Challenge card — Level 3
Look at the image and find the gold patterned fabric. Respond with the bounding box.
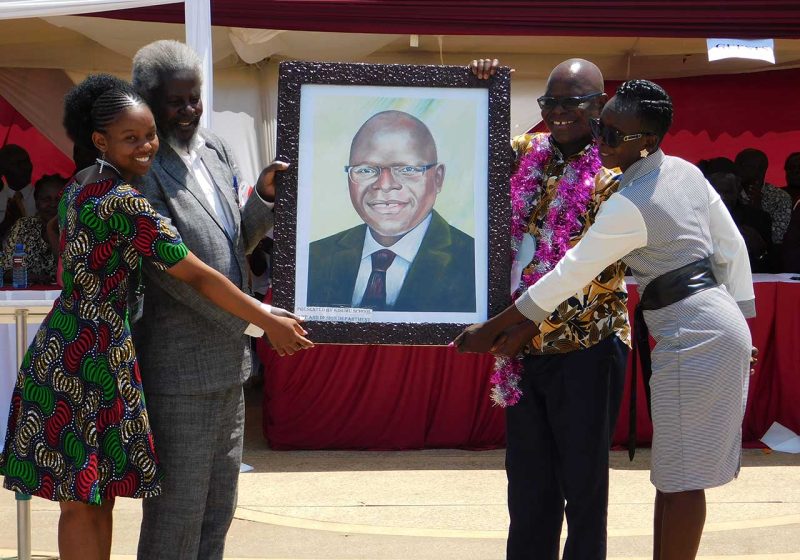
[512,133,630,354]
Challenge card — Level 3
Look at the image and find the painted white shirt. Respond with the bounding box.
[351,213,432,307]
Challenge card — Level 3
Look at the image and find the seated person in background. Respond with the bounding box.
[735,148,792,248]
[0,144,37,241]
[783,152,800,206]
[782,204,800,272]
[704,157,772,272]
[2,173,65,284]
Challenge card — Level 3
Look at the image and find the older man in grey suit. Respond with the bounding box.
[131,40,289,559]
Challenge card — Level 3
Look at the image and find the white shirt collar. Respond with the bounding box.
[168,132,205,162]
[7,184,34,196]
[361,212,433,263]
[168,132,236,238]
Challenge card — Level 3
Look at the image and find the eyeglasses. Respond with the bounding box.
[590,118,652,148]
[344,163,437,185]
[537,92,603,111]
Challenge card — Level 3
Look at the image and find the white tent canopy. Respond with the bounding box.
[2,11,800,185]
[0,0,175,19]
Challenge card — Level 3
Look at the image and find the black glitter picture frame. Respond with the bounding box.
[272,61,512,345]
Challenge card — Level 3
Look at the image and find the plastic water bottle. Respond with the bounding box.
[12,243,27,289]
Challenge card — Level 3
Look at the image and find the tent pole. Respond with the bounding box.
[185,0,213,129]
[14,309,31,560]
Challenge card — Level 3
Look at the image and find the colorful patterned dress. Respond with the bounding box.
[0,176,188,504]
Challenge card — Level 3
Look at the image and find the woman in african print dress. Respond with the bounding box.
[0,75,313,560]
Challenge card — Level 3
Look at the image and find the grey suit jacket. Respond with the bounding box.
[132,129,273,395]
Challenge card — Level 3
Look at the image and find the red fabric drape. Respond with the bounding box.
[262,280,798,451]
[0,95,75,184]
[262,344,503,450]
[531,68,800,185]
[95,1,800,38]
[741,281,800,444]
[627,69,800,186]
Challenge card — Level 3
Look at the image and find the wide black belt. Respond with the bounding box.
[627,256,719,460]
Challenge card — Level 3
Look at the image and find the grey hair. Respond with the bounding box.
[131,40,203,106]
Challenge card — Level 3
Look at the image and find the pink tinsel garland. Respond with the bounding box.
[491,135,601,407]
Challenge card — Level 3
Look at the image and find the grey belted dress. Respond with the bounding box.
[516,150,754,492]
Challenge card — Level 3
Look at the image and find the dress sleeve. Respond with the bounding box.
[116,184,189,271]
[515,192,647,322]
[706,182,756,318]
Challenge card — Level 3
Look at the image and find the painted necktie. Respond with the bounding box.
[360,249,396,310]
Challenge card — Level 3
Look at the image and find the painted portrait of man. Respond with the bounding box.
[306,110,475,313]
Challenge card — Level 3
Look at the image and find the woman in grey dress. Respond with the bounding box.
[456,80,754,560]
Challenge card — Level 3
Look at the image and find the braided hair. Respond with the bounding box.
[63,74,146,151]
[614,79,673,140]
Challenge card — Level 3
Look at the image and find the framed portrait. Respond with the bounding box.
[272,61,512,345]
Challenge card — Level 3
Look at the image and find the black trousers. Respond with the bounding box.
[505,335,628,560]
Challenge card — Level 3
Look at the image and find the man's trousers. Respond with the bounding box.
[505,335,628,560]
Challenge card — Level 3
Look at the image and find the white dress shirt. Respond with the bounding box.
[351,213,432,307]
[170,135,267,336]
[170,135,236,238]
[0,183,36,219]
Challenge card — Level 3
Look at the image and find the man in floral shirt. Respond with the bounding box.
[471,58,629,560]
[736,148,792,254]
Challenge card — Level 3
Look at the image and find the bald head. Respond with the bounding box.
[540,59,606,158]
[736,148,768,169]
[347,110,445,245]
[547,58,604,96]
[350,110,437,164]
[735,148,769,187]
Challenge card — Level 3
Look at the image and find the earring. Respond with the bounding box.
[640,149,649,158]
[98,152,106,173]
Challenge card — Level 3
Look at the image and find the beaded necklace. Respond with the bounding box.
[491,134,601,407]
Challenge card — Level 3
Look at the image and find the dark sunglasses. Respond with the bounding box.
[590,118,652,148]
[537,92,603,111]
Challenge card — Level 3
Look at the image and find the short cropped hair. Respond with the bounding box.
[132,40,203,107]
[34,174,68,199]
[702,157,738,179]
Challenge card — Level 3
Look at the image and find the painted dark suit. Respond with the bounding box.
[307,210,476,312]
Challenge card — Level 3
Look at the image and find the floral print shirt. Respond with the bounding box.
[512,133,630,354]
[2,215,56,281]
[742,183,793,244]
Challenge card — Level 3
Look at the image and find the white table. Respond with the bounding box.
[0,288,59,560]
[0,289,60,450]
